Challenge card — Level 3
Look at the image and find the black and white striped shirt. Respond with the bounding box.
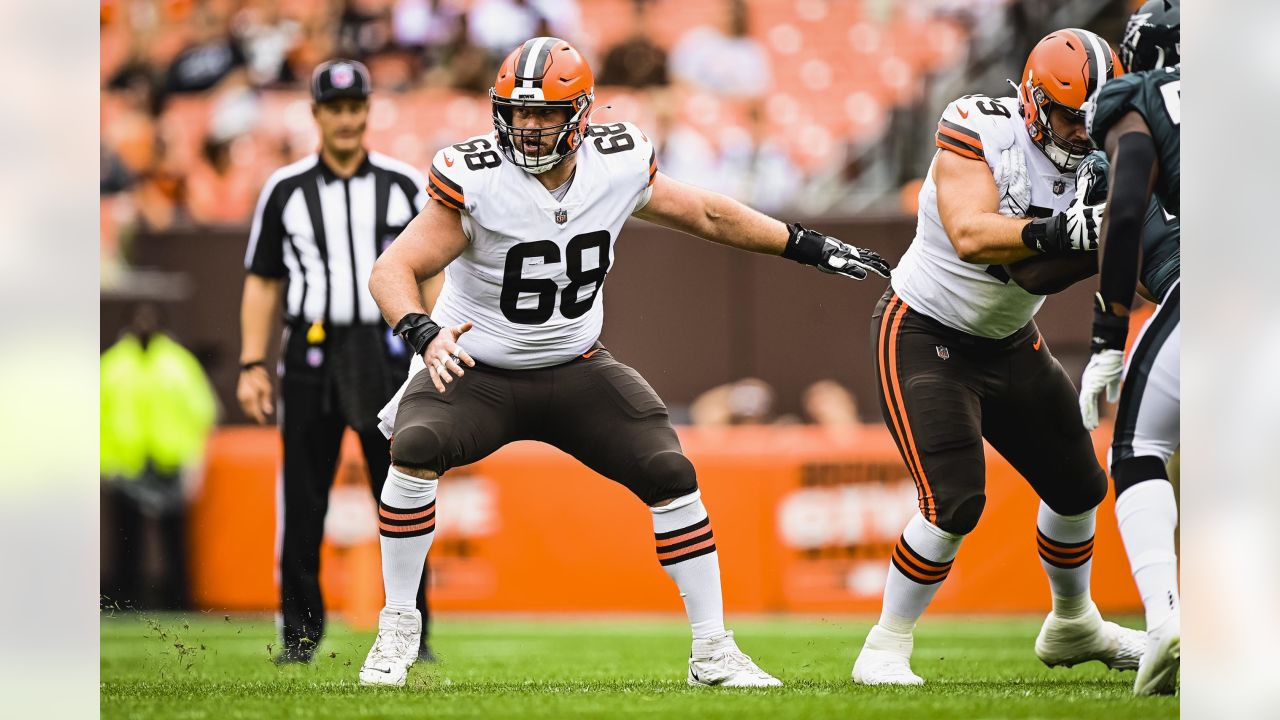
[245,152,426,325]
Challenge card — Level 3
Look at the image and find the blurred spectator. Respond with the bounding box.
[101,304,218,611]
[716,104,803,211]
[186,136,261,225]
[467,0,545,60]
[802,380,861,427]
[163,4,249,98]
[690,378,776,427]
[233,0,302,87]
[670,0,771,98]
[133,134,190,231]
[338,0,394,59]
[436,12,502,91]
[528,0,584,46]
[599,0,668,88]
[394,0,466,83]
[652,104,722,194]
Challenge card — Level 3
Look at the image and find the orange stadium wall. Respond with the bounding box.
[190,425,1140,627]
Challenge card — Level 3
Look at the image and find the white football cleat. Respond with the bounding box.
[1134,614,1180,696]
[687,631,782,688]
[359,607,422,687]
[852,624,924,686]
[1035,602,1144,671]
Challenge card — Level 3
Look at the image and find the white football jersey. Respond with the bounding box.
[891,95,1079,339]
[425,122,656,369]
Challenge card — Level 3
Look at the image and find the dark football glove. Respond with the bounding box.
[783,223,891,280]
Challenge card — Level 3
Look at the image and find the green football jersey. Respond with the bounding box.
[1091,150,1181,301]
[1087,65,1180,215]
[1139,199,1179,302]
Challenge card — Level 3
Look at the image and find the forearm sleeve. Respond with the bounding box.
[1098,132,1158,310]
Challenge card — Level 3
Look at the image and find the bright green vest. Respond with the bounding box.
[100,333,217,478]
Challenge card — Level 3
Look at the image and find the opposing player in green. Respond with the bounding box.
[1079,0,1181,696]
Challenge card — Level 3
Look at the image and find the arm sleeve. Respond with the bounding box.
[1098,131,1159,310]
[244,177,288,277]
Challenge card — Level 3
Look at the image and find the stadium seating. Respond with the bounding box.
[100,0,991,255]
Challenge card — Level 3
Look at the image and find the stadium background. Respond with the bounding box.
[99,0,1156,623]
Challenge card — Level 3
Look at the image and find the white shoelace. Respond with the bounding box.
[716,649,767,677]
[370,627,412,666]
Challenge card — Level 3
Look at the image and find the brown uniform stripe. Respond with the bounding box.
[939,118,983,145]
[378,501,436,522]
[935,133,984,161]
[881,296,936,522]
[655,525,713,550]
[379,516,436,534]
[891,546,950,585]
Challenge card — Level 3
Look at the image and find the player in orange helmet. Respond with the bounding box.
[850,30,1145,686]
[359,37,890,688]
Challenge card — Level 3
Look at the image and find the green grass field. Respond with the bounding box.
[101,613,1177,719]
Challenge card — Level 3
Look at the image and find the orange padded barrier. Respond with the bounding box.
[190,425,1140,627]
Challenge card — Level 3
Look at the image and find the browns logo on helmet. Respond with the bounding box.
[1017,28,1123,172]
[1121,0,1180,73]
[490,37,595,175]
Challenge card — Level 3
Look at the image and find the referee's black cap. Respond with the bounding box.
[311,59,372,103]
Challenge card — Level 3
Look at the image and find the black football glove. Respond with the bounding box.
[1021,163,1107,254]
[782,223,891,280]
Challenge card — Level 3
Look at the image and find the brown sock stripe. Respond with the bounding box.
[656,518,716,566]
[891,539,952,585]
[1036,531,1094,568]
[378,500,437,538]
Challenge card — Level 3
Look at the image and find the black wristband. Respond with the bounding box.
[1090,307,1130,353]
[782,222,825,266]
[1021,216,1063,254]
[240,360,266,372]
[393,313,441,356]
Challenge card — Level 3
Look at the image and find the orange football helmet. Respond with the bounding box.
[1018,29,1123,171]
[491,37,595,174]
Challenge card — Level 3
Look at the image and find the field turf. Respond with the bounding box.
[101,613,1177,719]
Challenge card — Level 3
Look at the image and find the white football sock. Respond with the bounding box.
[1115,479,1180,629]
[879,512,963,634]
[1036,502,1096,618]
[652,491,725,640]
[378,467,437,612]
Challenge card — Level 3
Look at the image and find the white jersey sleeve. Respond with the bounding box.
[586,121,657,212]
[934,95,1019,178]
[425,133,504,217]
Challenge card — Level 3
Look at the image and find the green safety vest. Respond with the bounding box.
[100,333,217,479]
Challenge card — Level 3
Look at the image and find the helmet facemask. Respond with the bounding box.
[491,90,593,175]
[1120,6,1180,72]
[1023,80,1094,172]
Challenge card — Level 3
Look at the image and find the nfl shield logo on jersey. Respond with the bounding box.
[935,345,950,360]
[555,209,568,225]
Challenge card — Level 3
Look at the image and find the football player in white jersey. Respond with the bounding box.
[850,29,1145,686]
[357,36,890,688]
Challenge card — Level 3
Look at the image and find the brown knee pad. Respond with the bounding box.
[634,450,698,507]
[934,491,986,535]
[390,424,447,473]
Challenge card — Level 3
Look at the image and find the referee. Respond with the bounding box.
[237,59,435,664]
